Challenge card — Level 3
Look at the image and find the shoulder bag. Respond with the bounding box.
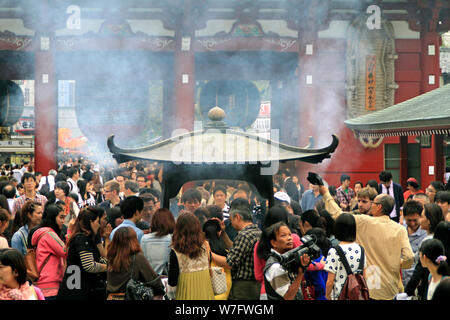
[334,245,370,300]
[25,232,50,283]
[125,254,159,300]
[208,250,227,295]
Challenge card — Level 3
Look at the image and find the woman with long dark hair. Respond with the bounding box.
[203,218,231,300]
[77,179,97,207]
[57,206,107,300]
[167,212,214,300]
[0,248,45,300]
[405,203,445,299]
[106,227,165,300]
[30,202,67,299]
[419,239,450,299]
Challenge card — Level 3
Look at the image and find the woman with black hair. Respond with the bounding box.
[324,213,367,300]
[318,209,339,247]
[406,219,449,299]
[30,202,67,299]
[203,219,231,300]
[54,181,79,228]
[0,248,45,300]
[419,238,450,299]
[77,179,97,207]
[57,206,107,300]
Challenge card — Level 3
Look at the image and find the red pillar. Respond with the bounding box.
[297,29,318,147]
[419,27,442,186]
[400,136,408,189]
[435,134,445,183]
[34,32,58,174]
[172,2,195,133]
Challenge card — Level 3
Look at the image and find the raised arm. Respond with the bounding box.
[319,186,343,220]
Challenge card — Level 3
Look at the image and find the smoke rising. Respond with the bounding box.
[0,1,390,179]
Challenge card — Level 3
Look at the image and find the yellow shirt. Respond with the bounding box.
[323,192,414,300]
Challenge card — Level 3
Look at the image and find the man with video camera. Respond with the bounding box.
[263,222,316,300]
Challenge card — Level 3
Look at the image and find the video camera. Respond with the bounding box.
[279,235,322,273]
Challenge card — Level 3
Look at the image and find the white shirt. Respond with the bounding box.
[38,175,56,192]
[380,183,397,218]
[324,243,367,300]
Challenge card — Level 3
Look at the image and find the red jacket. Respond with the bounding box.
[31,227,67,297]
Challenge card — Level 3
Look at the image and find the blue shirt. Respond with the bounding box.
[109,219,144,243]
[301,190,323,212]
[304,255,328,300]
[11,225,29,255]
[140,232,172,275]
[402,225,427,287]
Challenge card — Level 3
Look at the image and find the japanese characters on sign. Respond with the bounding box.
[365,55,376,111]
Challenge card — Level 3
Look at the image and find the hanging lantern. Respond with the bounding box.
[75,79,150,148]
[199,80,261,129]
[0,80,24,127]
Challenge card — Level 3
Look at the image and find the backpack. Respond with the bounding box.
[39,176,50,198]
[334,245,370,300]
[25,232,51,283]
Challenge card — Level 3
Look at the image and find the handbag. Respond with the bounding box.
[125,254,159,300]
[300,275,316,300]
[25,232,50,282]
[210,266,227,295]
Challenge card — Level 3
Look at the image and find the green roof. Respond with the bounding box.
[344,84,450,137]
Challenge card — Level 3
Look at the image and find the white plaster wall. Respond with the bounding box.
[0,19,34,36]
[195,20,234,37]
[54,19,174,37]
[318,19,419,39]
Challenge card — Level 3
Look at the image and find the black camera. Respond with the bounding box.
[307,172,324,186]
[279,235,321,273]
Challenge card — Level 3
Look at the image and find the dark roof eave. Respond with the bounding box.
[107,133,339,164]
[345,118,450,133]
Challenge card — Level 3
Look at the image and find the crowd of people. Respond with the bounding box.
[0,157,449,301]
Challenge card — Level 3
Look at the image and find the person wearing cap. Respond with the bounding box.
[274,191,291,210]
[403,177,424,202]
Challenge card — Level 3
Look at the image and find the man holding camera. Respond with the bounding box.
[263,222,312,300]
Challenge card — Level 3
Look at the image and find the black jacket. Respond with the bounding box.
[378,182,404,219]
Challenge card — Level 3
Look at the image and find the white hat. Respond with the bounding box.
[274,191,291,204]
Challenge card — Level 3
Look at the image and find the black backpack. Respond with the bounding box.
[39,176,50,198]
[334,245,370,300]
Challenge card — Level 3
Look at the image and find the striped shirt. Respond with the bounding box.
[264,249,302,300]
[79,251,106,273]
